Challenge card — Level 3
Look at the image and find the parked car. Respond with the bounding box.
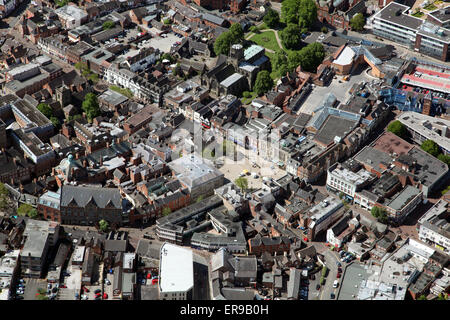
[94,289,101,294]
[52,287,58,293]
[47,283,52,289]
[336,261,341,267]
[336,273,341,279]
[330,293,335,299]
[103,293,108,299]
[333,280,339,288]
[104,279,111,285]
[316,284,320,290]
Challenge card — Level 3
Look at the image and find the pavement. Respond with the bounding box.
[23,278,47,300]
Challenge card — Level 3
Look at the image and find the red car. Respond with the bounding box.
[82,286,90,293]
[60,285,67,288]
[336,273,341,279]
[103,293,108,299]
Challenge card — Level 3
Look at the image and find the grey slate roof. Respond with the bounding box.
[60,185,122,209]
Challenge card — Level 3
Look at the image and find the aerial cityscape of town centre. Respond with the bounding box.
[0,0,448,303]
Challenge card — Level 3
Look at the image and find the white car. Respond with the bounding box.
[105,279,111,285]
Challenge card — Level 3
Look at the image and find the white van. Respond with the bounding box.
[333,280,339,288]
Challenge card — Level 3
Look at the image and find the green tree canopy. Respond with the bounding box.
[254,70,274,96]
[99,219,109,232]
[350,13,366,32]
[17,203,36,218]
[82,93,100,122]
[298,0,317,30]
[160,53,176,64]
[162,207,172,216]
[234,177,249,194]
[421,140,440,157]
[37,103,53,119]
[287,42,325,72]
[437,293,448,300]
[229,23,244,43]
[371,206,388,224]
[263,8,280,29]
[50,116,61,130]
[417,295,427,300]
[281,0,317,28]
[281,24,303,50]
[272,50,289,76]
[102,20,115,30]
[214,23,244,56]
[437,154,450,167]
[387,120,407,138]
[0,182,9,209]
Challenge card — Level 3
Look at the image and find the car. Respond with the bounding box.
[103,293,108,299]
[47,283,52,289]
[104,279,111,285]
[330,293,335,299]
[95,296,102,300]
[83,286,90,293]
[333,280,339,288]
[16,290,23,295]
[60,284,67,288]
[94,289,101,294]
[336,273,341,279]
[316,284,320,290]
[336,261,341,267]
[338,267,343,273]
[52,287,58,293]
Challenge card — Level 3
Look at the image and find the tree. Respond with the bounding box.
[387,120,407,138]
[350,13,366,32]
[82,93,100,122]
[196,195,204,203]
[162,207,172,216]
[263,8,280,29]
[214,32,232,55]
[229,23,244,44]
[160,53,175,64]
[50,117,61,129]
[437,154,450,167]
[321,26,328,33]
[88,73,99,84]
[37,103,53,119]
[249,26,260,34]
[417,295,427,300]
[287,42,325,72]
[0,182,9,209]
[235,177,249,193]
[272,50,289,76]
[254,70,274,96]
[371,206,388,224]
[55,0,68,7]
[163,18,171,25]
[102,21,115,30]
[281,0,317,28]
[421,140,440,157]
[281,0,301,24]
[280,24,303,50]
[99,219,109,232]
[28,208,39,219]
[17,203,35,218]
[213,24,244,56]
[298,0,317,30]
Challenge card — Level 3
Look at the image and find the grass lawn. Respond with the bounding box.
[250,30,281,52]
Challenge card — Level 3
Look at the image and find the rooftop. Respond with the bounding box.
[159,243,193,293]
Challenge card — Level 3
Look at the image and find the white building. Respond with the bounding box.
[121,48,160,73]
[55,5,88,29]
[326,163,374,199]
[307,196,345,239]
[398,112,450,155]
[418,200,450,253]
[159,243,194,300]
[0,250,20,300]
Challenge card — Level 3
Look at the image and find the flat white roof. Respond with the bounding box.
[333,46,355,66]
[159,243,193,293]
